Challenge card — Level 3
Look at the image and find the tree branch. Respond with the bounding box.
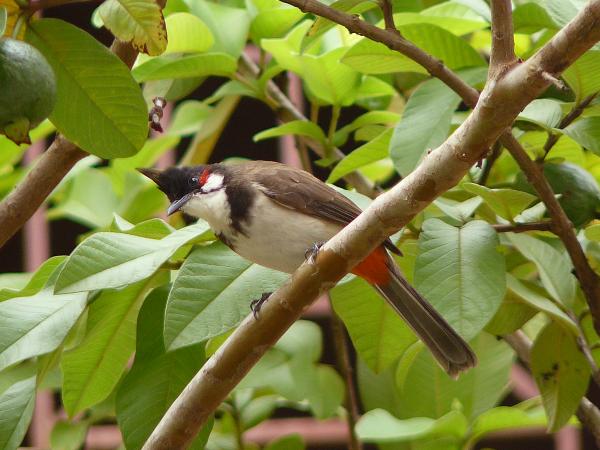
[239,53,379,198]
[0,7,165,250]
[505,331,600,447]
[492,221,555,233]
[502,132,600,332]
[274,0,600,332]
[143,6,600,448]
[489,0,516,75]
[542,93,598,159]
[379,0,399,35]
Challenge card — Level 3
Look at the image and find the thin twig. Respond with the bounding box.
[505,331,600,447]
[478,141,502,185]
[330,305,363,450]
[379,0,400,35]
[492,221,555,233]
[542,92,599,159]
[489,0,517,76]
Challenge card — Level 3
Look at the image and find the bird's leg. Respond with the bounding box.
[250,292,272,319]
[305,241,325,264]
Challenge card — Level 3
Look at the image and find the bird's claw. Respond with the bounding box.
[305,242,324,264]
[250,292,272,319]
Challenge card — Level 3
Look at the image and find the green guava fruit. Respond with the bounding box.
[516,162,600,227]
[0,37,57,145]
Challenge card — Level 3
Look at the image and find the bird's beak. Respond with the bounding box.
[167,192,195,216]
[136,167,162,185]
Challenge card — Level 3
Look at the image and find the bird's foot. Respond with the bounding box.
[304,242,325,264]
[250,292,272,319]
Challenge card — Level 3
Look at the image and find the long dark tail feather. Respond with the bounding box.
[375,267,477,378]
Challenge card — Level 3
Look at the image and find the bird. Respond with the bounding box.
[138,160,477,376]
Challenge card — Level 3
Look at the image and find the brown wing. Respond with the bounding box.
[238,161,401,255]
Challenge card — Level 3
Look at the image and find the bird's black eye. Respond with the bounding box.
[190,176,199,186]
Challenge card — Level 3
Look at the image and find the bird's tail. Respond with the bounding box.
[374,265,477,378]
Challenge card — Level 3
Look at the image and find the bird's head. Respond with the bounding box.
[137,165,225,215]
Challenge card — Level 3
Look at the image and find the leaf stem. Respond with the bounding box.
[327,105,341,155]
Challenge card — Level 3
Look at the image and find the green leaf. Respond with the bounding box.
[61,273,166,416]
[562,51,600,101]
[116,288,212,450]
[0,7,7,36]
[333,110,399,147]
[55,221,211,294]
[26,19,148,159]
[261,20,312,74]
[132,52,237,82]
[0,376,35,450]
[164,12,213,54]
[390,68,486,176]
[300,47,361,105]
[505,275,577,333]
[392,7,488,36]
[331,276,415,373]
[50,421,89,450]
[585,223,600,241]
[98,0,167,56]
[513,2,556,33]
[0,256,66,302]
[396,333,513,420]
[185,0,250,57]
[561,117,600,155]
[48,168,119,228]
[467,405,548,446]
[415,220,506,339]
[164,242,288,350]
[433,196,482,223]
[113,135,180,172]
[518,99,564,130]
[167,101,213,136]
[356,408,467,443]
[264,434,305,450]
[254,120,326,144]
[545,0,587,28]
[250,7,304,42]
[462,183,537,221]
[531,321,591,431]
[507,233,577,306]
[342,23,485,75]
[0,266,87,372]
[328,129,391,183]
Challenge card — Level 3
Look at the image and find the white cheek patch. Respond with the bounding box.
[202,173,224,193]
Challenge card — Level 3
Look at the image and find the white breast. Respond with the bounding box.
[232,192,343,273]
[182,187,343,274]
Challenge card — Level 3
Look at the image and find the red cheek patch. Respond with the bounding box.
[199,169,210,186]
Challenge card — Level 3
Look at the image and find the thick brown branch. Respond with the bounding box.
[143,6,600,448]
[489,0,516,75]
[239,53,379,198]
[505,331,600,447]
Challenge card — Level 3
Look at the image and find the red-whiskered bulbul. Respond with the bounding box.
[139,161,477,376]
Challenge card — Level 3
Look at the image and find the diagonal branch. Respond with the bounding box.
[489,0,516,75]
[143,6,600,449]
[278,0,600,333]
[0,18,161,250]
